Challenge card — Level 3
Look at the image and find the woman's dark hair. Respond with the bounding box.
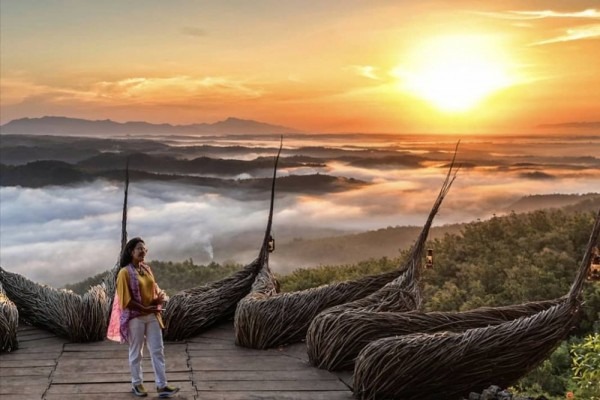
[119,237,145,267]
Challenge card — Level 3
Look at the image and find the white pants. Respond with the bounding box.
[128,314,167,388]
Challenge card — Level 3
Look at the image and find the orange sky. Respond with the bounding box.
[1,1,599,134]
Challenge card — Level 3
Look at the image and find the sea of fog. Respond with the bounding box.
[1,133,599,286]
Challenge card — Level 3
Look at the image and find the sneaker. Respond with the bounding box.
[131,383,148,397]
[157,385,180,398]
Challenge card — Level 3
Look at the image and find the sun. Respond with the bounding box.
[395,35,515,112]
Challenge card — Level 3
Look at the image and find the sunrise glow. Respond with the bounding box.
[395,35,515,112]
[0,3,599,134]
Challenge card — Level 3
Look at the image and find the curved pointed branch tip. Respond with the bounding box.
[120,159,130,254]
[568,208,600,300]
[260,138,284,261]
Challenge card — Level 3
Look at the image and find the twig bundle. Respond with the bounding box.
[352,208,600,400]
[234,269,406,349]
[103,159,131,327]
[234,140,285,347]
[0,282,19,352]
[306,147,459,366]
[0,162,129,343]
[236,145,460,350]
[162,259,263,341]
[164,139,283,341]
[308,298,560,370]
[239,138,282,300]
[0,268,110,342]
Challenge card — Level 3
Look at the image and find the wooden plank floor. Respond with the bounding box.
[0,322,353,400]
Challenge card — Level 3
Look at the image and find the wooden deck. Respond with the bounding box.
[0,322,353,400]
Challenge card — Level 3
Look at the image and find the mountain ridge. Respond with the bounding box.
[0,116,302,136]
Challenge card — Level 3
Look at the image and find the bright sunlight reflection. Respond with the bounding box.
[394,35,515,112]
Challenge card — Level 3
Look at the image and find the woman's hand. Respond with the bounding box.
[152,289,166,306]
[127,299,160,313]
[142,304,160,313]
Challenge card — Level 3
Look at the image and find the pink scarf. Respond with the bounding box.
[106,264,144,343]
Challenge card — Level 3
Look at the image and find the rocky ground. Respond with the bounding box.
[464,386,549,400]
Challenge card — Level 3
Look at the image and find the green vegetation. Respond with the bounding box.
[64,259,243,295]
[149,260,242,295]
[65,207,599,398]
[512,341,572,400]
[570,334,600,400]
[278,257,400,292]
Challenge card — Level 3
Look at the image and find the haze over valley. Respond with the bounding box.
[1,120,598,287]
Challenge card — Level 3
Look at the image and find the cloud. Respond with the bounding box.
[530,23,600,45]
[0,180,276,286]
[477,9,600,20]
[474,9,600,46]
[92,76,264,103]
[0,75,264,111]
[507,9,600,20]
[347,65,381,80]
[1,136,599,287]
[181,27,207,37]
[0,78,96,107]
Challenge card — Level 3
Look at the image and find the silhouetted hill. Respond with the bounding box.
[0,145,102,165]
[269,224,464,271]
[0,161,92,187]
[340,154,425,168]
[209,195,600,270]
[0,116,301,136]
[505,193,600,213]
[0,160,365,195]
[0,134,173,165]
[537,121,600,131]
[77,152,324,175]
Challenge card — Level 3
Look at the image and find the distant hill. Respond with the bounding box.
[505,193,600,214]
[537,121,600,131]
[267,224,465,273]
[0,161,92,187]
[0,160,365,195]
[76,152,324,175]
[210,194,600,270]
[0,116,301,136]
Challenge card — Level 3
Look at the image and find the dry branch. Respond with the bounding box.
[162,259,263,340]
[233,139,283,347]
[309,298,560,371]
[306,145,459,365]
[353,208,600,400]
[164,138,283,341]
[0,268,109,342]
[103,159,130,324]
[0,282,19,352]
[235,144,460,349]
[234,269,406,349]
[0,162,130,342]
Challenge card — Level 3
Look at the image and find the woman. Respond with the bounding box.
[115,237,180,398]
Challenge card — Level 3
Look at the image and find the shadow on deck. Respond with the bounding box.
[0,322,353,400]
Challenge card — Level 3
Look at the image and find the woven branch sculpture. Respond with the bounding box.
[163,140,282,341]
[235,144,460,349]
[305,145,459,366]
[353,208,600,400]
[309,298,561,371]
[0,268,109,342]
[0,282,19,352]
[104,157,131,304]
[0,164,130,342]
[102,158,131,329]
[233,140,283,347]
